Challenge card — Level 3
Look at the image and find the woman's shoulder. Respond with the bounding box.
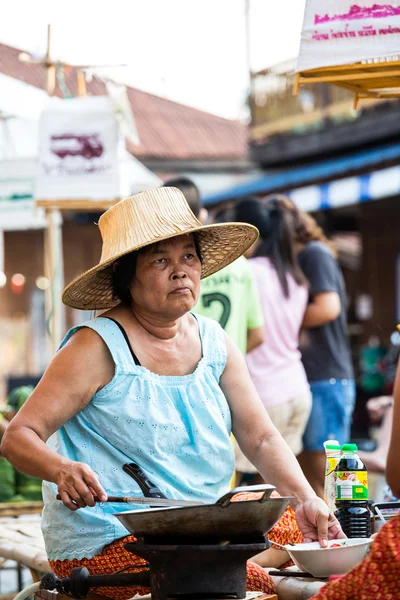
[60,317,117,351]
[191,312,222,333]
[191,313,226,352]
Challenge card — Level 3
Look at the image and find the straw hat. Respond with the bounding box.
[62,187,258,310]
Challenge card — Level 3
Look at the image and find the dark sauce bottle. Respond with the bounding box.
[334,443,371,538]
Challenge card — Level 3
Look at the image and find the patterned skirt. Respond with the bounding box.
[49,505,302,600]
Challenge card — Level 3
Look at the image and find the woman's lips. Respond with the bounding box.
[170,287,191,294]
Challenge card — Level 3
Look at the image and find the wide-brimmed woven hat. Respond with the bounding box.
[62,187,259,310]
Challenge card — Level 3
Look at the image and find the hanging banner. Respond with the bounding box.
[297,1,400,72]
[36,96,119,200]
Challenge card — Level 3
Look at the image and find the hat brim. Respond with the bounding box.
[62,222,259,310]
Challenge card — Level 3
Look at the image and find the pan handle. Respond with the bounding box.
[216,484,276,508]
[122,463,167,499]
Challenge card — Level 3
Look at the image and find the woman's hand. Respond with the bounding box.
[295,497,345,547]
[56,460,107,511]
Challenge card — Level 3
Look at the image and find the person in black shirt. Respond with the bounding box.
[281,204,355,497]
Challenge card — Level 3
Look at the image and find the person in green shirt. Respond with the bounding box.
[195,254,264,354]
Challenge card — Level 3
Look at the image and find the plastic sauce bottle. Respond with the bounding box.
[334,443,371,538]
[323,441,341,513]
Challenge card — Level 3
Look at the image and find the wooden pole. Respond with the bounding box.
[42,26,66,354]
[44,209,65,356]
[45,25,56,96]
[76,70,87,96]
[0,228,4,274]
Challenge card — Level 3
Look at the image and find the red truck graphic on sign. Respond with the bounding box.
[51,134,104,159]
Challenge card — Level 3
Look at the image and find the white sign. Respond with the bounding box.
[297,1,400,72]
[0,158,49,232]
[36,96,119,200]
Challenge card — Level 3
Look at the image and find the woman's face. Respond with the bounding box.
[129,234,202,320]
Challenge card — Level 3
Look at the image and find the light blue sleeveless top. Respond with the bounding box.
[42,314,234,560]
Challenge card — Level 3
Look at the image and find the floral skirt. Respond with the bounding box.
[49,505,302,600]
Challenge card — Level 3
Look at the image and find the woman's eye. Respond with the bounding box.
[184,253,195,260]
[155,258,166,264]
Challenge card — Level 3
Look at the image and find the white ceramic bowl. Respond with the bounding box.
[285,538,374,578]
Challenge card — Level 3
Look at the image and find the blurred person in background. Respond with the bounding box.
[285,204,355,498]
[194,205,264,356]
[233,197,311,478]
[162,176,208,224]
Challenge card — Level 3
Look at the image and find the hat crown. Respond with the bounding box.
[98,187,201,263]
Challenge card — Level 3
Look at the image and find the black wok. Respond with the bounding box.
[115,484,293,538]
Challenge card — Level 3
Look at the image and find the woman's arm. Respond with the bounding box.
[1,328,113,509]
[386,363,400,498]
[220,334,344,545]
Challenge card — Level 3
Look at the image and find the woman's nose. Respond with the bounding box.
[172,270,187,280]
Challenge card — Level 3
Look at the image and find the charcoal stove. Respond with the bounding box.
[41,467,292,600]
[42,532,269,600]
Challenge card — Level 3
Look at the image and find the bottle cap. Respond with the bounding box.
[325,444,341,450]
[324,439,339,446]
[341,443,358,452]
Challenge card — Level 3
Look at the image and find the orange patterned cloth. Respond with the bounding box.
[49,504,302,600]
[310,513,400,600]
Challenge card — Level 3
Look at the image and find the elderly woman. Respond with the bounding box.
[1,188,343,600]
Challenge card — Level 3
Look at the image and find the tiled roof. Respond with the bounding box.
[0,42,248,161]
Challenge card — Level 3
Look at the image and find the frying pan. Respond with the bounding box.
[115,484,293,538]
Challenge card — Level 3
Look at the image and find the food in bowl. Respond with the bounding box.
[285,538,374,578]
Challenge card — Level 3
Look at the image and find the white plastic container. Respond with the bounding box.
[323,440,341,513]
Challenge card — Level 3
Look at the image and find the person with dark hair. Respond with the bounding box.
[233,196,311,461]
[162,176,207,222]
[278,199,355,497]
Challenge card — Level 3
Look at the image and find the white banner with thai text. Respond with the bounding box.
[297,1,400,72]
[36,96,119,200]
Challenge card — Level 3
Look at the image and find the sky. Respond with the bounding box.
[0,0,306,120]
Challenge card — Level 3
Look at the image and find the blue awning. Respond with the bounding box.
[203,141,400,207]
